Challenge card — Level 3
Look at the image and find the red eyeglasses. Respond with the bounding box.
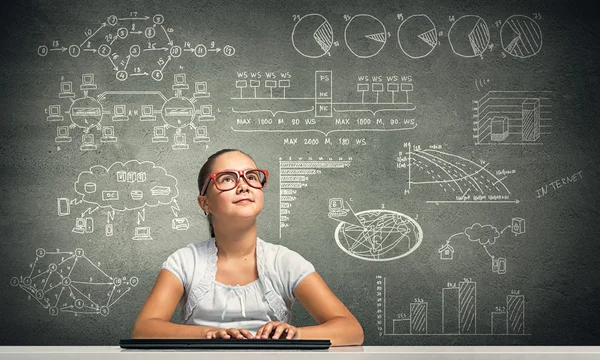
[200,169,269,196]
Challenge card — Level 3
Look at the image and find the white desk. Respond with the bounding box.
[1,346,600,359]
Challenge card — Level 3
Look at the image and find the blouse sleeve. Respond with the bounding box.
[161,244,195,290]
[275,246,316,301]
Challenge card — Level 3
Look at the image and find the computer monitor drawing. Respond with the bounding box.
[198,105,215,121]
[193,81,210,98]
[173,73,189,90]
[172,132,189,150]
[112,105,129,121]
[193,126,209,143]
[140,105,156,121]
[132,226,152,241]
[152,126,168,143]
[55,126,71,143]
[47,105,64,121]
[81,73,97,90]
[328,198,347,216]
[82,74,94,85]
[59,82,75,98]
[80,133,97,151]
[100,126,117,143]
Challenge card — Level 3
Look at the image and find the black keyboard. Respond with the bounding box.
[120,338,331,350]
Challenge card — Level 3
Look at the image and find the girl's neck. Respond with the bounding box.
[213,223,257,259]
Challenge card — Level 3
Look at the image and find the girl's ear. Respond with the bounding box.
[197,195,210,213]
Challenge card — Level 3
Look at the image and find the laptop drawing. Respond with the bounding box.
[193,126,210,143]
[193,81,210,98]
[140,105,156,121]
[55,126,72,143]
[132,226,152,241]
[59,82,75,98]
[198,105,215,121]
[80,73,97,91]
[119,338,331,350]
[152,126,168,143]
[172,132,189,150]
[100,126,117,143]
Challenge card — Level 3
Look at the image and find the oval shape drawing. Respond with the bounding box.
[292,14,333,58]
[500,15,542,58]
[448,15,490,58]
[334,209,423,261]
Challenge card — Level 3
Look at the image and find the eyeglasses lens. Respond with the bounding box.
[215,170,267,191]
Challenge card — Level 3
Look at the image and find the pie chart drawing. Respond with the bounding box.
[397,14,438,59]
[448,15,490,58]
[344,14,387,58]
[292,14,333,58]
[500,15,542,58]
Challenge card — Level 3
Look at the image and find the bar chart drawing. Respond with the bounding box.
[378,276,528,336]
[473,91,552,145]
[279,156,352,238]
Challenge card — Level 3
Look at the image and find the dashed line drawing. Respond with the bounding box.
[46,73,215,151]
[377,275,527,336]
[438,219,526,274]
[292,14,334,58]
[57,160,188,240]
[37,13,235,82]
[500,15,542,58]
[396,144,518,204]
[397,14,439,59]
[448,15,491,58]
[344,14,387,58]
[328,199,422,261]
[279,156,352,238]
[10,248,138,316]
[473,91,552,145]
[231,70,416,136]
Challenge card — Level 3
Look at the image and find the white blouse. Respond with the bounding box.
[162,237,315,333]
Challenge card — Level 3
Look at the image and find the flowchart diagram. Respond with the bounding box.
[438,219,526,274]
[231,70,417,136]
[328,199,422,261]
[10,248,138,316]
[46,73,215,151]
[56,160,187,240]
[37,13,235,81]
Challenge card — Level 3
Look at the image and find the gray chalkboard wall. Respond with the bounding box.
[1,0,599,346]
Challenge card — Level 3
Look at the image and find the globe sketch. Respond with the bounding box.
[333,209,422,261]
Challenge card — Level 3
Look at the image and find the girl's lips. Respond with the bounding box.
[234,199,253,204]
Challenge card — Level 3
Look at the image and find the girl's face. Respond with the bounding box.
[198,151,265,223]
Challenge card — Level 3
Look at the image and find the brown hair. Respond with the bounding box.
[197,149,254,237]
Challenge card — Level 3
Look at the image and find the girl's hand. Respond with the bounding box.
[205,327,254,339]
[255,321,297,340]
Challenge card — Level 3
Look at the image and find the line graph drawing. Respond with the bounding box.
[397,144,518,204]
[10,248,138,316]
[500,15,542,58]
[473,91,552,145]
[46,73,215,151]
[328,198,422,261]
[37,13,235,82]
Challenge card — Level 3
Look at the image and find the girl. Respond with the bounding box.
[132,149,364,346]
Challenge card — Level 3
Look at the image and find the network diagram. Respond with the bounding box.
[37,13,236,81]
[327,198,422,261]
[56,160,188,241]
[291,13,542,60]
[46,73,215,151]
[10,248,138,316]
[437,218,526,274]
[231,70,416,136]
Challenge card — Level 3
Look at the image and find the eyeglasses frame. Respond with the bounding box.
[200,168,269,196]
